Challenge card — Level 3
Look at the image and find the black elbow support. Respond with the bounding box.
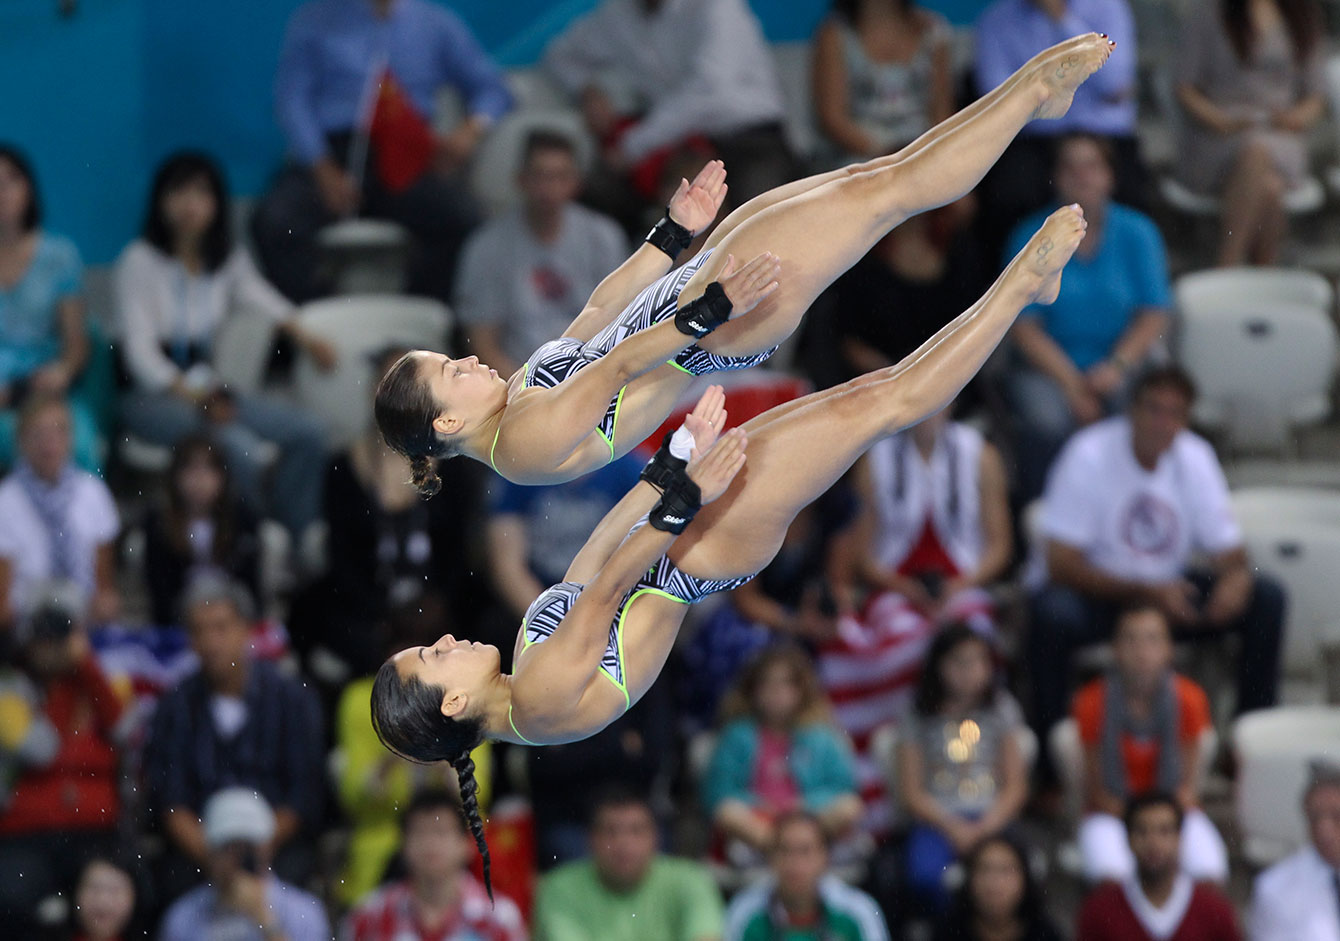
[673,281,732,338]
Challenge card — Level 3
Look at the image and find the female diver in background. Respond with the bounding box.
[371,204,1089,893]
[374,35,1115,494]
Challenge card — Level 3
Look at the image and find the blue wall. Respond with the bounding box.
[3,0,982,264]
[1,0,148,264]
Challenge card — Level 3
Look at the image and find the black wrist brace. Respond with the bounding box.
[644,210,693,261]
[648,474,702,535]
[639,432,687,493]
[673,281,732,338]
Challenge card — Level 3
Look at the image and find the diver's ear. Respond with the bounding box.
[440,690,468,719]
[432,413,463,437]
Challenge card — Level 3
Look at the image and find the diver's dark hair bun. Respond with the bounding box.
[409,455,442,498]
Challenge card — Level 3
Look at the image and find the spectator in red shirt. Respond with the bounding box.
[341,788,526,941]
[1076,792,1241,941]
[1071,605,1227,883]
[0,579,126,932]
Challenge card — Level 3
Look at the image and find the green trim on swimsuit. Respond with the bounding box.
[508,705,541,746]
[609,584,688,713]
[667,359,693,374]
[489,425,503,473]
[593,385,627,464]
[513,580,687,735]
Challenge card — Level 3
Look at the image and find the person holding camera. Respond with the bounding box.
[0,580,127,933]
[158,787,328,941]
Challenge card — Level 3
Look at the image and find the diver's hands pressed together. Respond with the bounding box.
[667,159,729,235]
[680,383,728,454]
[645,417,745,534]
[687,427,747,505]
[640,384,728,493]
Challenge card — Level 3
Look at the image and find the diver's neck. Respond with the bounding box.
[462,403,507,467]
[479,672,519,743]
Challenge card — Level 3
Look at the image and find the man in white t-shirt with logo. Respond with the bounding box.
[1025,366,1285,769]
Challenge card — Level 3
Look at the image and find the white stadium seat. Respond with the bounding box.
[315,218,411,295]
[1233,706,1340,865]
[1230,488,1340,685]
[292,295,452,448]
[1174,268,1336,451]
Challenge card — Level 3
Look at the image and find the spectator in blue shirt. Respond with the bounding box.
[144,577,324,904]
[1003,134,1170,502]
[971,0,1146,260]
[251,0,513,304]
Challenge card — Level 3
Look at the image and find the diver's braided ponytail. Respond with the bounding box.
[453,753,491,899]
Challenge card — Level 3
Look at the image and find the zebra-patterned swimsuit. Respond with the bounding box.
[509,554,756,742]
[520,248,777,461]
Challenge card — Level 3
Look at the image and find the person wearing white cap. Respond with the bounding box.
[158,787,329,941]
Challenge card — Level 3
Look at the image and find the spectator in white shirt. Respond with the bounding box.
[544,0,796,229]
[1250,759,1340,941]
[0,395,119,629]
[116,152,336,540]
[456,129,628,378]
[1024,365,1284,774]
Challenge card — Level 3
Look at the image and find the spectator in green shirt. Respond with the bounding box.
[534,787,724,941]
[725,811,889,941]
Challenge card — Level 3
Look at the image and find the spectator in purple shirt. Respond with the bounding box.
[251,0,513,304]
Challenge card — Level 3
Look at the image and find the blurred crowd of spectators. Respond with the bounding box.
[2,0,1338,938]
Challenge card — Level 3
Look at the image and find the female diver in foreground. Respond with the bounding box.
[375,34,1114,493]
[371,205,1088,892]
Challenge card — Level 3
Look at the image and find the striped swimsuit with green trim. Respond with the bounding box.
[507,556,756,744]
[517,247,776,462]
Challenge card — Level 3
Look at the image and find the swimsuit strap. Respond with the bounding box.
[489,424,503,473]
[508,705,540,746]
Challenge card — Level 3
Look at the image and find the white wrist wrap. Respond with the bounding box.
[669,426,696,461]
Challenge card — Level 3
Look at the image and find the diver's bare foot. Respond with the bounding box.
[1014,204,1086,305]
[1031,33,1115,121]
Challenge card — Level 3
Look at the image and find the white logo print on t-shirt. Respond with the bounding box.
[1120,492,1180,557]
